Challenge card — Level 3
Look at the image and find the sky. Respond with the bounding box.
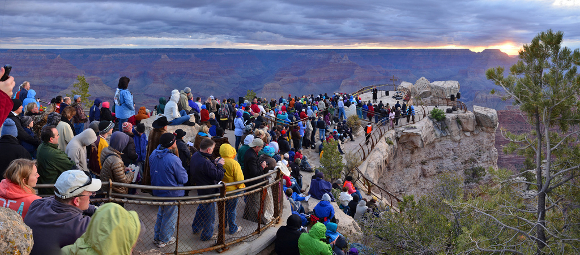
[0,0,579,55]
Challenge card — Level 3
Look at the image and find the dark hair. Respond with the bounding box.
[61,106,76,119]
[56,95,63,103]
[41,125,57,143]
[216,127,224,137]
[196,97,201,101]
[285,188,293,197]
[199,138,215,151]
[345,176,353,182]
[118,76,130,89]
[342,186,348,192]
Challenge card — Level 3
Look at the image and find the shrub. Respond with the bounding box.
[320,140,345,181]
[346,115,361,134]
[430,108,446,121]
[464,166,486,184]
[385,137,394,145]
[345,151,361,173]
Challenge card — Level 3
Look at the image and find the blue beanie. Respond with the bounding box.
[1,119,18,137]
[201,105,206,110]
[262,146,275,157]
[73,95,81,101]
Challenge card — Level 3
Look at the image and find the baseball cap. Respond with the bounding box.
[54,170,102,199]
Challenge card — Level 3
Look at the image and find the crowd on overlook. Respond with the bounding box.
[0,69,391,254]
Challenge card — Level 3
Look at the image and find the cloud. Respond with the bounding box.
[1,0,579,52]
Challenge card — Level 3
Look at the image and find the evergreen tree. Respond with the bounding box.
[485,29,580,253]
[319,140,345,181]
[67,75,91,107]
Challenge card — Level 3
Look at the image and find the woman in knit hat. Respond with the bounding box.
[100,131,135,195]
[19,116,38,158]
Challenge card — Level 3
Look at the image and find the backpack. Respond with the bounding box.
[219,104,229,119]
[114,89,122,106]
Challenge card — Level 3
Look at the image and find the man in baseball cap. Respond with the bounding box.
[24,170,101,255]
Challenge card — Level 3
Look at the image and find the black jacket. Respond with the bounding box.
[121,132,139,166]
[277,136,291,155]
[275,214,302,255]
[176,139,192,170]
[189,151,225,197]
[243,148,264,187]
[100,108,115,122]
[7,112,41,148]
[0,135,32,180]
[317,120,326,129]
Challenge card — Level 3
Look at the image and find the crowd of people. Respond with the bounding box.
[0,69,393,254]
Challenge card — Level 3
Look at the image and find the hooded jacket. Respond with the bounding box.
[354,200,368,221]
[313,199,335,224]
[234,113,245,137]
[22,89,40,109]
[348,194,359,218]
[134,106,149,121]
[0,179,41,218]
[275,214,302,255]
[298,222,332,255]
[243,147,264,188]
[163,90,182,122]
[220,144,245,192]
[99,102,115,122]
[65,129,97,173]
[24,197,96,255]
[89,98,101,122]
[339,191,353,207]
[100,146,134,194]
[133,129,148,163]
[114,88,135,119]
[57,120,75,151]
[211,135,230,160]
[36,142,75,195]
[61,203,140,255]
[325,222,340,243]
[157,97,166,115]
[309,176,333,200]
[7,112,41,148]
[150,145,188,197]
[0,135,32,179]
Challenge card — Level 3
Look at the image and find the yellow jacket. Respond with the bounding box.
[97,136,109,169]
[220,144,246,192]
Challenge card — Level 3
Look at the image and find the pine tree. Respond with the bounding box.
[319,140,345,181]
[67,75,91,107]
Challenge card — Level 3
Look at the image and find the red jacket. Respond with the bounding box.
[367,105,374,118]
[0,179,41,218]
[300,111,308,120]
[201,109,210,122]
[251,103,260,114]
[0,90,13,126]
[343,180,357,195]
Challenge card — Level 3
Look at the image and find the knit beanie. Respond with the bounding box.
[20,116,33,128]
[98,121,113,135]
[11,99,22,112]
[46,112,61,126]
[1,119,18,137]
[122,122,133,133]
[89,121,100,135]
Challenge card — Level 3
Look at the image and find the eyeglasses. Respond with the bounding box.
[76,191,96,197]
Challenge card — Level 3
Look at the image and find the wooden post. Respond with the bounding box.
[174,201,181,255]
[217,183,227,247]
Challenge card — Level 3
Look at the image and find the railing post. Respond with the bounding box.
[108,179,112,201]
[273,170,281,221]
[217,183,227,247]
[257,187,267,234]
[174,201,181,255]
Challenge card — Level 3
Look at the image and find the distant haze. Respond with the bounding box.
[2,1,580,55]
[2,48,517,110]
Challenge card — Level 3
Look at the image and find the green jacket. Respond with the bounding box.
[237,144,250,171]
[37,142,75,194]
[298,222,332,255]
[62,203,141,255]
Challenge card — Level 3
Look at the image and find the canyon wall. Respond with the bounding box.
[358,106,498,198]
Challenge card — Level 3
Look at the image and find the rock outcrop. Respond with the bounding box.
[358,108,498,198]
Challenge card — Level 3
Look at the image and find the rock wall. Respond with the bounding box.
[358,106,498,198]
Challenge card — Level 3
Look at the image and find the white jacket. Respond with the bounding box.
[338,191,352,207]
[164,90,181,122]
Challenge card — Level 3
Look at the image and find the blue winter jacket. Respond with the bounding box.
[309,177,333,200]
[150,145,188,197]
[314,200,335,224]
[22,89,39,109]
[115,89,135,119]
[132,129,148,162]
[89,98,102,122]
[21,127,37,156]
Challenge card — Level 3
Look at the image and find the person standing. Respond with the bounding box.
[220,143,245,235]
[114,77,135,131]
[190,138,226,241]
[234,110,244,150]
[365,123,372,145]
[242,138,268,223]
[89,98,102,122]
[71,95,88,135]
[150,133,188,248]
[100,131,135,195]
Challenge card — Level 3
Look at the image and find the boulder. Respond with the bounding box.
[141,114,202,144]
[345,104,357,119]
[0,207,34,254]
[414,77,431,95]
[430,81,460,98]
[473,105,498,130]
[457,112,476,132]
[399,81,416,96]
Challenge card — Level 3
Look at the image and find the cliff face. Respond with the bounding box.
[358,106,498,198]
[0,48,516,109]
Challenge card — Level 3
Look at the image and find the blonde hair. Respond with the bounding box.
[254,129,265,138]
[199,125,209,134]
[26,102,37,113]
[21,81,30,88]
[4,159,37,194]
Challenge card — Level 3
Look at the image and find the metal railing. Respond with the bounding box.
[36,170,284,255]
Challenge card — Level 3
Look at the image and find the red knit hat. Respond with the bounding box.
[122,122,133,133]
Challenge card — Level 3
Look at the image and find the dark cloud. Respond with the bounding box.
[1,0,579,51]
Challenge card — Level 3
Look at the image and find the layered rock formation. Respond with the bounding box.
[358,106,498,197]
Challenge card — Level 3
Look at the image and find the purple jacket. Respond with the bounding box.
[24,197,96,255]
